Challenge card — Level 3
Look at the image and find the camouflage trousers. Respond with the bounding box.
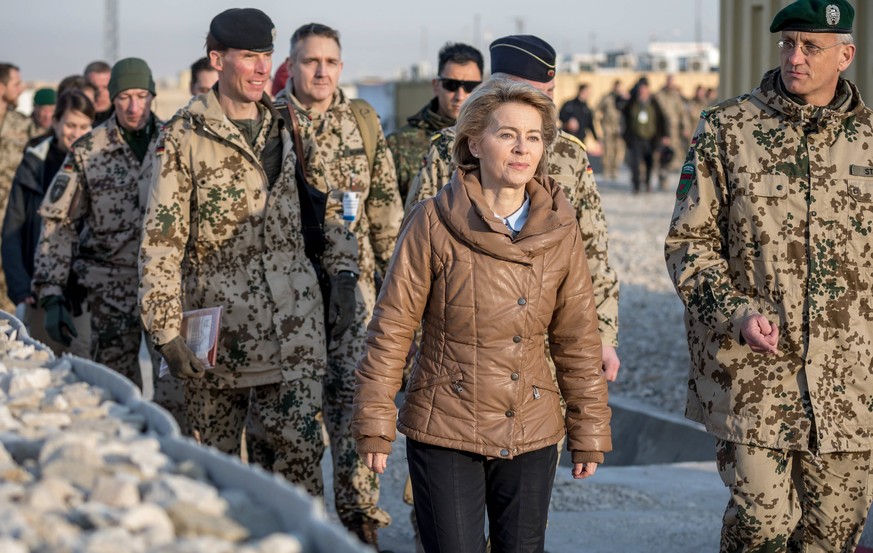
[325,275,391,530]
[0,265,15,314]
[188,377,325,497]
[89,293,143,388]
[89,293,188,433]
[716,440,873,553]
[600,127,625,180]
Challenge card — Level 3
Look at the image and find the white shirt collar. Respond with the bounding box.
[496,193,530,235]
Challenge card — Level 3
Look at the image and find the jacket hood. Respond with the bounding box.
[753,68,866,128]
[434,169,577,264]
[407,98,455,134]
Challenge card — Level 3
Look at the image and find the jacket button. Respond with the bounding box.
[511,372,519,381]
[810,210,817,217]
[517,298,526,305]
[500,449,509,457]
[513,336,521,343]
[505,410,515,418]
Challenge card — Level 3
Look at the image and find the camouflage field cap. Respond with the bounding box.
[770,0,854,33]
[490,35,557,83]
[209,8,276,52]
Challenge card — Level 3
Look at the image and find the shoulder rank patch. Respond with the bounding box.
[701,94,750,118]
[429,132,443,143]
[49,175,70,203]
[676,162,695,201]
[560,131,587,150]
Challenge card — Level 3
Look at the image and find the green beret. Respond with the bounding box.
[490,35,557,83]
[771,0,854,33]
[109,57,156,100]
[33,88,56,106]
[209,8,275,53]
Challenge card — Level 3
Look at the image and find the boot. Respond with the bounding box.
[349,520,391,552]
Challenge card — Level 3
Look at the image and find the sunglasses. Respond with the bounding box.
[437,77,481,93]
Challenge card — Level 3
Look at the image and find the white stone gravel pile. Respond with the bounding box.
[598,178,692,416]
[0,322,303,553]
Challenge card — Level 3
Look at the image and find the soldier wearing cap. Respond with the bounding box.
[30,88,56,135]
[139,8,356,499]
[407,35,620,383]
[33,57,161,387]
[665,0,873,549]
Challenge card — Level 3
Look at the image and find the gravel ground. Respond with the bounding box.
[598,169,692,417]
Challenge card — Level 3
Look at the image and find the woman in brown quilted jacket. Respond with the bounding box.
[352,78,611,553]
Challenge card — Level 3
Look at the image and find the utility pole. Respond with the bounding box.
[104,0,119,63]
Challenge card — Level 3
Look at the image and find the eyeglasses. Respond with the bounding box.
[777,39,844,57]
[437,77,481,93]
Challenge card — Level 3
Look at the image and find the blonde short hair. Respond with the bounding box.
[453,78,557,180]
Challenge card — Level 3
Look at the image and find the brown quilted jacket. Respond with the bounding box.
[352,168,611,462]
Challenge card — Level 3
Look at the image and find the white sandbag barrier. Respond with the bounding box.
[0,311,369,553]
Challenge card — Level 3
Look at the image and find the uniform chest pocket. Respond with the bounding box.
[194,181,250,242]
[843,179,873,268]
[88,175,140,233]
[729,174,791,263]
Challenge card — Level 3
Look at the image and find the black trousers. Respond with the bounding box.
[626,137,655,192]
[406,437,558,553]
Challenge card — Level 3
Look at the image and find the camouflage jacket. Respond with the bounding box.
[279,87,403,281]
[139,91,342,388]
[386,98,454,203]
[0,110,39,216]
[665,69,873,453]
[406,128,619,346]
[655,87,692,141]
[32,114,159,314]
[595,92,624,134]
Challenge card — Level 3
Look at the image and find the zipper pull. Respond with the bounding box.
[452,380,464,394]
[533,386,540,400]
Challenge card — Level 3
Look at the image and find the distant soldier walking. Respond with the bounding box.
[595,79,628,181]
[666,1,873,550]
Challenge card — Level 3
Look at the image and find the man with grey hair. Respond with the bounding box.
[665,0,873,549]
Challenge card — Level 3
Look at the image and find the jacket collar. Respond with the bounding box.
[407,98,455,133]
[187,88,276,158]
[753,68,865,131]
[434,168,576,263]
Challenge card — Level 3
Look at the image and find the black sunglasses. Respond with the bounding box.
[437,77,481,93]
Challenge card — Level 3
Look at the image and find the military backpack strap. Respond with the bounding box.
[275,103,332,320]
[349,98,380,174]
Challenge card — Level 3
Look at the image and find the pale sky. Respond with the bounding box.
[2,0,720,83]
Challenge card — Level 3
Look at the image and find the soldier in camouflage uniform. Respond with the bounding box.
[0,63,39,314]
[139,9,358,498]
[665,1,873,549]
[407,35,620,377]
[32,58,161,391]
[654,75,692,190]
[386,43,483,204]
[595,79,628,181]
[273,22,402,547]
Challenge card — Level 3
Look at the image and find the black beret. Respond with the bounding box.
[209,8,276,52]
[490,35,557,83]
[771,0,854,33]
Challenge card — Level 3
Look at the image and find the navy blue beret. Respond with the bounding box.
[490,35,557,83]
